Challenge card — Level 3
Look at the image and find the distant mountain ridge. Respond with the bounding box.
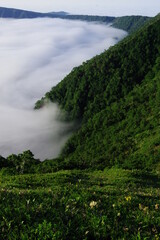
[48,11,68,16]
[0,7,68,18]
[0,6,151,33]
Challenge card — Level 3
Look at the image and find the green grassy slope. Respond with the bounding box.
[0,168,160,239]
[35,14,160,170]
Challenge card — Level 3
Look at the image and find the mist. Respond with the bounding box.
[0,18,127,160]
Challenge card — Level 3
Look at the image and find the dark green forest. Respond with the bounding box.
[112,15,151,33]
[35,14,160,171]
[0,14,160,240]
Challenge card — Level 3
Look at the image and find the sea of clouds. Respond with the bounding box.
[0,18,127,160]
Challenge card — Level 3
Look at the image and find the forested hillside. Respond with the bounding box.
[36,14,160,171]
[112,15,151,33]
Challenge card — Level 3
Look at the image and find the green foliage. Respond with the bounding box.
[36,15,160,119]
[4,150,40,174]
[35,15,160,170]
[0,169,159,239]
[0,155,9,168]
[112,16,151,33]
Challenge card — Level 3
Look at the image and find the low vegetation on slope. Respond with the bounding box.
[0,168,160,239]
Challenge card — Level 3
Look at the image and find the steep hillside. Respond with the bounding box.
[112,15,151,33]
[35,14,160,170]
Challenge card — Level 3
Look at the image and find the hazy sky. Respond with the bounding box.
[0,0,159,16]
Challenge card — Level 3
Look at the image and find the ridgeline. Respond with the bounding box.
[0,7,151,33]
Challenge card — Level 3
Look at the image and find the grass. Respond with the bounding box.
[0,168,160,239]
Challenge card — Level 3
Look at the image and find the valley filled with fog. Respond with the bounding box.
[0,18,127,160]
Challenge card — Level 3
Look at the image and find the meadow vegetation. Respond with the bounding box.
[0,168,160,239]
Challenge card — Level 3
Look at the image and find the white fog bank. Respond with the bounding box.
[0,18,127,159]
